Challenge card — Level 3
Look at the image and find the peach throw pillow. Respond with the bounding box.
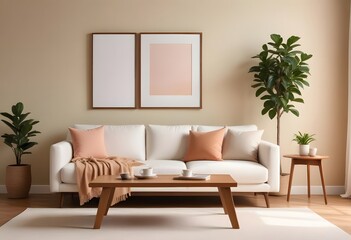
[69,126,108,158]
[183,128,226,161]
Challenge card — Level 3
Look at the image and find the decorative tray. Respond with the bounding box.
[134,174,158,179]
[173,174,210,180]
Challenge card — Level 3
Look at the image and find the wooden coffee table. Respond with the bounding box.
[89,174,239,229]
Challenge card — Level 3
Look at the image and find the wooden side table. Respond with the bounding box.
[283,154,329,204]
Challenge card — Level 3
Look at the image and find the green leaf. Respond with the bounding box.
[299,79,310,87]
[262,44,268,51]
[260,95,271,100]
[251,83,262,88]
[1,119,17,133]
[255,87,266,97]
[290,88,302,95]
[259,51,268,60]
[271,34,282,45]
[268,109,277,119]
[264,100,275,109]
[0,112,15,122]
[289,44,301,49]
[293,98,304,103]
[19,112,30,122]
[249,66,261,73]
[12,102,24,116]
[287,36,300,47]
[290,109,299,117]
[20,142,37,151]
[301,53,313,61]
[261,107,270,115]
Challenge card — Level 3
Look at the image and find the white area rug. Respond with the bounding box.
[0,207,350,240]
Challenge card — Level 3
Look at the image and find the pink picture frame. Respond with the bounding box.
[139,33,202,109]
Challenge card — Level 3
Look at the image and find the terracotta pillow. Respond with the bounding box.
[69,126,108,158]
[183,128,226,161]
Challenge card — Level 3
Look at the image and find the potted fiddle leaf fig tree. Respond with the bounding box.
[1,102,41,198]
[249,34,312,194]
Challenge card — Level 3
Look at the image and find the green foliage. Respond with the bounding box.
[249,34,312,120]
[1,102,41,165]
[292,131,316,145]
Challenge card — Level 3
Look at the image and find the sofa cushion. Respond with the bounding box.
[146,125,194,160]
[69,126,108,158]
[61,160,187,184]
[185,160,268,184]
[69,124,146,161]
[183,128,226,161]
[223,129,264,161]
[132,160,187,175]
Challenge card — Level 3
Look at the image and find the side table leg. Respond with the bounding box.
[287,161,295,202]
[318,162,328,204]
[307,163,311,198]
[218,187,239,229]
[93,187,113,229]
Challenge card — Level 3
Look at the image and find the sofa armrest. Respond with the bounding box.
[50,141,73,192]
[258,140,280,192]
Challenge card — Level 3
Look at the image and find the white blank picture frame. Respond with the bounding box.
[92,33,136,108]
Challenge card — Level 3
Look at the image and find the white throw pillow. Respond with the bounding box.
[223,129,264,161]
[146,125,193,160]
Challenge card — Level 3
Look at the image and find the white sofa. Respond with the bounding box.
[50,124,280,207]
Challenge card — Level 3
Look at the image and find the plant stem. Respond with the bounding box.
[277,108,283,175]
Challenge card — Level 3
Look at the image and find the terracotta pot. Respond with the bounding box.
[6,164,31,199]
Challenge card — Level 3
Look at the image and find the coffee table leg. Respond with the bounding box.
[93,187,113,229]
[218,187,239,229]
[218,187,228,214]
[105,187,116,215]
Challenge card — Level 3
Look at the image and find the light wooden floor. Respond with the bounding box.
[0,193,350,234]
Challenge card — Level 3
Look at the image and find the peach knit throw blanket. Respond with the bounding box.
[71,156,143,206]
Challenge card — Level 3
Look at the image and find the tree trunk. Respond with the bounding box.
[277,112,280,146]
[277,111,282,175]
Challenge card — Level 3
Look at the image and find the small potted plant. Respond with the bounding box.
[293,131,315,156]
[1,102,40,198]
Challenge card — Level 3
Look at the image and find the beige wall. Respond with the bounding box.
[0,0,349,188]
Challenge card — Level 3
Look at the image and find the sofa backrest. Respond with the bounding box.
[146,124,258,160]
[146,125,195,160]
[69,124,146,161]
[67,124,258,161]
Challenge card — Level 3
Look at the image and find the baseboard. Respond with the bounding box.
[0,185,346,195]
[0,185,50,194]
[290,185,345,195]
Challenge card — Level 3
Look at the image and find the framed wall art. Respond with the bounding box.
[92,33,136,108]
[139,32,202,108]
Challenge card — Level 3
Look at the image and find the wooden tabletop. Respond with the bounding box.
[283,154,329,160]
[89,174,237,188]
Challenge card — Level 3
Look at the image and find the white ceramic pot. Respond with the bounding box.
[299,144,310,156]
